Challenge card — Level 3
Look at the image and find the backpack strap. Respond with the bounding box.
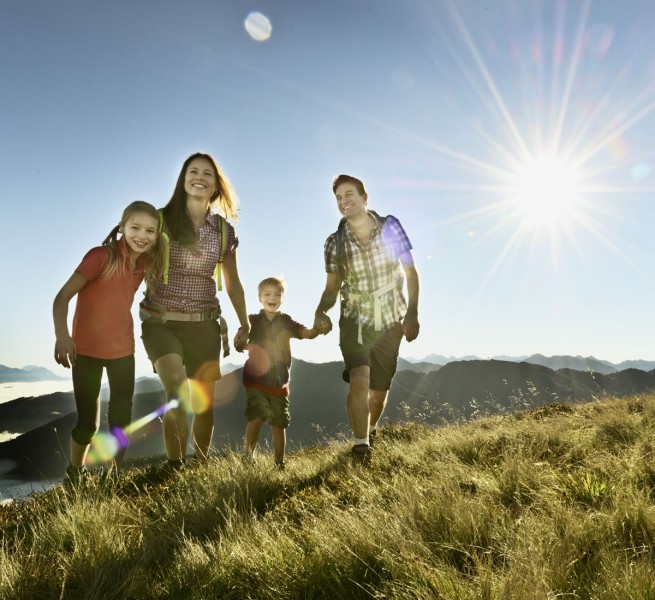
[159,209,171,285]
[213,215,229,292]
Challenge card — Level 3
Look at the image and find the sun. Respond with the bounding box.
[508,156,582,228]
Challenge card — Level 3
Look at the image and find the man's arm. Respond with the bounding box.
[400,250,420,342]
[313,271,342,334]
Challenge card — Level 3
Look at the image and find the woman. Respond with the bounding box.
[141,152,249,468]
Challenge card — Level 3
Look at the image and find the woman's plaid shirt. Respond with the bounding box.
[148,213,238,313]
[324,213,412,330]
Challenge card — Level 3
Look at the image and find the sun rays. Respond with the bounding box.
[390,0,655,296]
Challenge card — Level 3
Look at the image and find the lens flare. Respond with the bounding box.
[189,379,213,414]
[85,399,181,464]
[247,345,271,376]
[87,432,119,465]
[245,12,272,42]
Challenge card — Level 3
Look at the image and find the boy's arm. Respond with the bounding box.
[300,327,320,340]
[52,272,88,368]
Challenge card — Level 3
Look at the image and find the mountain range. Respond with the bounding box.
[403,353,655,374]
[0,365,66,383]
[2,353,654,384]
[2,357,655,481]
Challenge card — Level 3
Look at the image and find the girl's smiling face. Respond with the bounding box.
[121,212,159,259]
[259,284,284,318]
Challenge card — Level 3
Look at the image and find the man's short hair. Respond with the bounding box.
[332,174,367,197]
[258,276,285,296]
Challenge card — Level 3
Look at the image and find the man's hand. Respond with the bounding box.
[402,313,420,342]
[313,313,333,335]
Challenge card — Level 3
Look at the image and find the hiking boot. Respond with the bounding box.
[351,443,372,467]
[161,458,186,476]
[64,464,89,487]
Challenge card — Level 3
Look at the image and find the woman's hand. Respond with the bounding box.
[233,326,250,352]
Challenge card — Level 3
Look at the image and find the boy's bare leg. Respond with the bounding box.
[191,380,216,459]
[347,365,371,440]
[272,426,286,464]
[245,418,264,454]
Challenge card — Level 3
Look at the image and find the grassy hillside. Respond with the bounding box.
[3,394,655,599]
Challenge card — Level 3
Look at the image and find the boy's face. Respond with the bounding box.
[259,284,284,317]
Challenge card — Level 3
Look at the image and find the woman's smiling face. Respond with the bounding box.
[184,157,217,200]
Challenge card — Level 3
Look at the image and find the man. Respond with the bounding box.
[313,174,420,465]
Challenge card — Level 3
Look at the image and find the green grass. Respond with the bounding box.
[4,394,655,599]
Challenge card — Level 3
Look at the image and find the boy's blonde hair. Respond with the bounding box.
[258,277,285,296]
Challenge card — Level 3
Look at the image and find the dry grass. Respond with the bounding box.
[3,393,655,599]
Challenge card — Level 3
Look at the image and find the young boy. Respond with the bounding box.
[242,277,319,468]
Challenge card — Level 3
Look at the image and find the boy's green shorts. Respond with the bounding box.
[245,387,290,428]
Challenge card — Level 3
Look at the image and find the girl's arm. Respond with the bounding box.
[221,251,250,351]
[52,272,89,368]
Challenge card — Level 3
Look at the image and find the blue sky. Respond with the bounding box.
[2,0,655,377]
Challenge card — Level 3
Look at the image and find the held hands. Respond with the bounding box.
[233,326,250,353]
[54,336,77,369]
[313,313,333,335]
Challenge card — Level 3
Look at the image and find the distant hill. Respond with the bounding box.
[3,358,655,480]
[0,364,65,383]
[405,354,655,373]
[396,358,441,374]
[519,354,617,374]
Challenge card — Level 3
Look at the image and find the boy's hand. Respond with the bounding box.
[313,313,332,335]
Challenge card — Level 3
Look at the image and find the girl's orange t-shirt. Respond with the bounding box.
[72,237,145,360]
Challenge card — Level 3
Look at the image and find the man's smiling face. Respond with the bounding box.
[335,182,367,219]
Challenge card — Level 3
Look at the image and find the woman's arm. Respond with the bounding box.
[221,251,250,351]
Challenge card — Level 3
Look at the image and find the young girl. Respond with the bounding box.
[140,152,250,469]
[53,201,165,482]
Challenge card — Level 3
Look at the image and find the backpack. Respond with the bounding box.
[334,210,388,281]
[159,209,229,290]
